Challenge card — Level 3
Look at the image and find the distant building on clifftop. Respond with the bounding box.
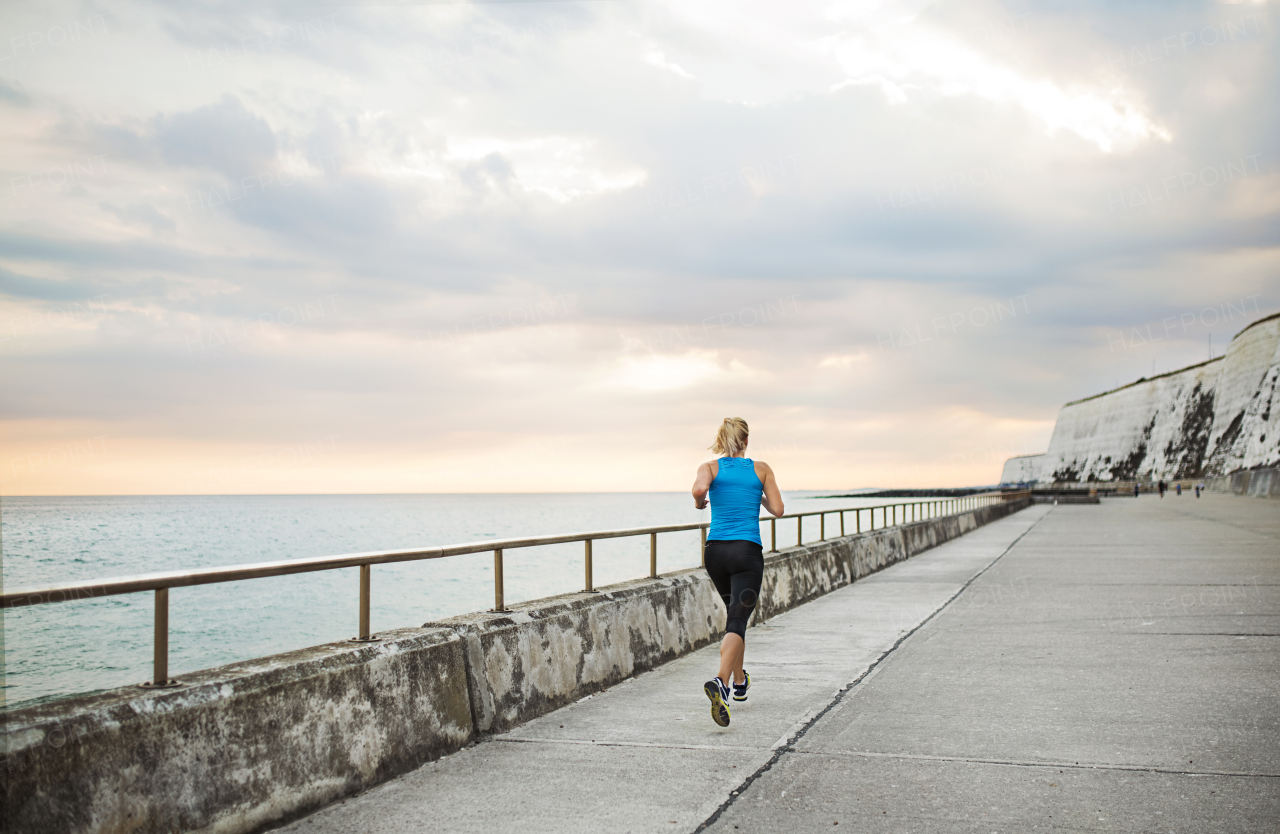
[1002,311,1280,485]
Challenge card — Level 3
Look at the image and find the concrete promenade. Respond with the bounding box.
[275,496,1278,834]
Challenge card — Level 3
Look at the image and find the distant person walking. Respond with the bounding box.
[1158,480,1166,498]
[1176,483,1182,496]
[1196,481,1204,498]
[691,417,785,728]
[1134,483,1140,498]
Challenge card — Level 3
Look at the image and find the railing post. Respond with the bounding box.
[820,513,825,541]
[770,518,776,552]
[153,587,168,686]
[856,509,861,534]
[701,525,707,565]
[359,564,371,639]
[584,539,594,592]
[797,515,803,546]
[649,533,657,578]
[840,511,845,537]
[493,549,507,612]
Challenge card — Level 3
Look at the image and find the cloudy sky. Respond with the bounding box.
[1,0,1276,495]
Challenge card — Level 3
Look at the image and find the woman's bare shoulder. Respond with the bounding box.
[753,460,773,476]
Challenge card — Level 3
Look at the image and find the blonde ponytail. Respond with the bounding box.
[709,417,749,457]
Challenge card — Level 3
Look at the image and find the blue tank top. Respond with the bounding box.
[708,457,763,544]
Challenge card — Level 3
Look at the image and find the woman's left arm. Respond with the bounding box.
[756,461,785,517]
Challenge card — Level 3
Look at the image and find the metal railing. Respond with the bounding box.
[1,490,1026,687]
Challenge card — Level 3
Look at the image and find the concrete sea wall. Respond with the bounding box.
[1,627,474,834]
[1007,312,1279,483]
[1208,465,1280,499]
[2,497,1030,834]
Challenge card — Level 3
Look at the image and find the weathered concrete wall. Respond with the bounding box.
[1031,493,1100,504]
[429,574,722,735]
[1005,312,1279,483]
[1,627,474,834]
[1,497,1030,834]
[438,496,1031,734]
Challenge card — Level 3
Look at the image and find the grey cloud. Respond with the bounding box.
[44,116,151,165]
[99,202,177,234]
[154,95,278,177]
[0,76,32,106]
[459,153,516,193]
[46,95,280,180]
[0,266,104,302]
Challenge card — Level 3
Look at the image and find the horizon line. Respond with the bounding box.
[0,487,1001,499]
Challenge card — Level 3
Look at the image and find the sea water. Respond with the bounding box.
[1,491,888,709]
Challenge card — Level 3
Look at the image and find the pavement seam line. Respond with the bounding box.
[692,507,1050,832]
[491,737,768,754]
[793,749,1280,779]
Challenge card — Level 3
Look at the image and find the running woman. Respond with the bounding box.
[691,417,785,727]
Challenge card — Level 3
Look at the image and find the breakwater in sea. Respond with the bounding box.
[1,496,1030,834]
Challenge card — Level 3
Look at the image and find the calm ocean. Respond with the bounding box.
[2,491,886,709]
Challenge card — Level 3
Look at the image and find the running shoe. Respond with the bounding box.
[732,670,751,702]
[704,677,731,727]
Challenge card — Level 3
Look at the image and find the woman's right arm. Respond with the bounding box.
[757,461,785,517]
[692,462,713,509]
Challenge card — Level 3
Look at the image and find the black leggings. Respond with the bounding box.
[704,539,764,639]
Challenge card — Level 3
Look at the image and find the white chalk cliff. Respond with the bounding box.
[1002,312,1279,483]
